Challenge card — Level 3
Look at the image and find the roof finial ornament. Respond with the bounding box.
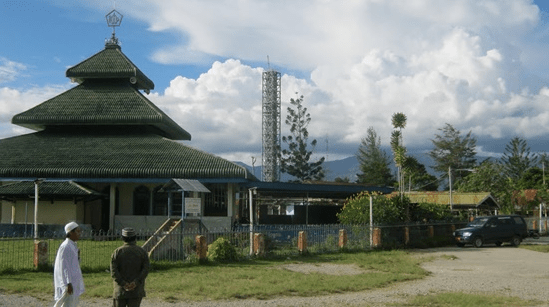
[105,2,123,47]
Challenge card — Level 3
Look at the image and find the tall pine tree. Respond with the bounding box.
[429,123,477,188]
[501,136,537,180]
[280,95,325,182]
[356,127,394,186]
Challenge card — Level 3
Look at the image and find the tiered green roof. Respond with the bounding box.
[12,43,190,141]
[12,81,191,140]
[66,44,154,91]
[0,131,251,179]
[0,41,254,181]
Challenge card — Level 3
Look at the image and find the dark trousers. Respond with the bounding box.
[113,297,143,307]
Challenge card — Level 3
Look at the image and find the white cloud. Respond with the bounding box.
[0,85,67,138]
[153,59,264,160]
[151,0,549,163]
[120,0,539,71]
[11,0,549,164]
[0,58,26,84]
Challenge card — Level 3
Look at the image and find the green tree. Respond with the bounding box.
[280,95,325,182]
[500,136,537,180]
[456,160,514,213]
[429,123,477,188]
[403,156,438,191]
[337,191,408,225]
[517,167,545,189]
[337,192,452,225]
[391,113,408,194]
[390,112,411,220]
[356,127,394,186]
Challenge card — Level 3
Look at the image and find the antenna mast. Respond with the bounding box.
[261,56,281,182]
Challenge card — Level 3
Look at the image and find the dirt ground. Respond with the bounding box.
[2,245,549,306]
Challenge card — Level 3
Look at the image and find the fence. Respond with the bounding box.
[0,221,482,273]
[524,217,549,234]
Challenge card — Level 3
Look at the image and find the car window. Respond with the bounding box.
[498,218,512,225]
[468,218,489,227]
[513,217,525,224]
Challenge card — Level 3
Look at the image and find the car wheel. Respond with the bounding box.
[511,235,521,246]
[495,241,503,247]
[473,236,483,248]
[456,242,465,247]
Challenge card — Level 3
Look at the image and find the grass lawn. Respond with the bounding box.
[1,250,428,302]
[1,248,544,306]
[520,244,549,253]
[397,292,542,307]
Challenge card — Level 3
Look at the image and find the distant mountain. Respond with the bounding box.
[234,156,360,182]
[234,151,440,185]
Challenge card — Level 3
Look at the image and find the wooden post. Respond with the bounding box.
[33,240,48,268]
[338,229,347,248]
[195,235,207,261]
[428,226,434,238]
[298,231,307,254]
[372,228,381,248]
[404,227,410,245]
[254,233,265,257]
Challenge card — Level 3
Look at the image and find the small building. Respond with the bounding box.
[390,191,500,215]
[246,181,393,224]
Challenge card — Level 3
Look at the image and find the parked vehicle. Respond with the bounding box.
[453,215,528,248]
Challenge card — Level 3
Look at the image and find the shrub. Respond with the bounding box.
[207,237,238,262]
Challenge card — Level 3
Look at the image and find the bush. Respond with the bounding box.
[338,192,409,225]
[207,237,238,262]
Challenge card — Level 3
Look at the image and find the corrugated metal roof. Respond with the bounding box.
[11,82,191,140]
[66,44,154,91]
[0,131,254,180]
[168,179,211,192]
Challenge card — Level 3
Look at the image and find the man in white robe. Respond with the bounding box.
[53,222,85,306]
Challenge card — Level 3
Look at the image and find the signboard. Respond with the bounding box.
[185,198,201,215]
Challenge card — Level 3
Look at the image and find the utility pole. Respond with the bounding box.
[448,166,453,212]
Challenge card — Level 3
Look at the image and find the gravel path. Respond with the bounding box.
[2,245,549,307]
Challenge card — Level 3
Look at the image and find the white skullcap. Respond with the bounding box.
[65,222,79,234]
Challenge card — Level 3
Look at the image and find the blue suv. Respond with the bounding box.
[453,215,528,248]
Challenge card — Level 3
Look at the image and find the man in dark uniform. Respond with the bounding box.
[110,228,150,307]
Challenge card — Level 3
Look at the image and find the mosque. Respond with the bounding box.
[0,10,391,235]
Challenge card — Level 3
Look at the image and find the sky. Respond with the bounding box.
[2,0,549,169]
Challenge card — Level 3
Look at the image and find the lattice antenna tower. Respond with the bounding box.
[261,57,281,182]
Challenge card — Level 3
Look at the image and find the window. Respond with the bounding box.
[133,185,150,216]
[204,184,227,216]
[152,186,167,216]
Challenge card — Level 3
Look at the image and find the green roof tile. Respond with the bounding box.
[11,82,191,140]
[66,44,154,91]
[0,181,101,196]
[0,131,253,180]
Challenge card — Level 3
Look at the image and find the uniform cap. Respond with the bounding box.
[122,228,136,237]
[65,222,79,234]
